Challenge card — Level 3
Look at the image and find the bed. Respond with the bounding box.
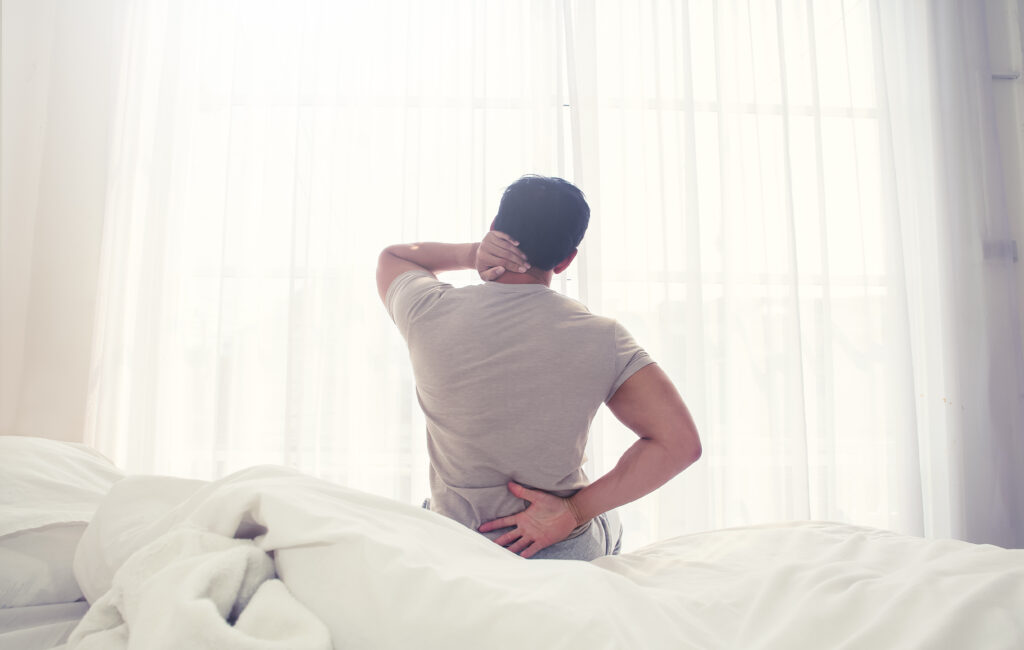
[2,436,1022,649]
[0,438,123,649]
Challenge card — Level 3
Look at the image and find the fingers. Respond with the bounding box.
[482,254,529,274]
[478,515,517,533]
[493,529,522,547]
[476,230,528,282]
[490,231,518,246]
[487,231,526,259]
[481,232,530,273]
[480,266,505,281]
[506,537,531,555]
[520,542,541,559]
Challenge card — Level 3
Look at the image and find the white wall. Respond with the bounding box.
[0,0,123,441]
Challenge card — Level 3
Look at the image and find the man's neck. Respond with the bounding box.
[492,269,553,287]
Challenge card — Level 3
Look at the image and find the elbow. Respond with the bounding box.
[671,428,702,471]
[688,437,702,464]
[684,436,702,467]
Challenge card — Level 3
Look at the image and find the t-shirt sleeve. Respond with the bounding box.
[384,269,449,340]
[606,320,656,402]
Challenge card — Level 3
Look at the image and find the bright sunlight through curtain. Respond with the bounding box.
[84,0,1024,550]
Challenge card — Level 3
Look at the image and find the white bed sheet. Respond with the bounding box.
[0,601,88,650]
[67,465,1024,649]
[594,522,1024,648]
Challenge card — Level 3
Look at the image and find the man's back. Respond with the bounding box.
[377,175,699,560]
[386,270,652,534]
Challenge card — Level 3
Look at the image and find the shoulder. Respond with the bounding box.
[385,269,449,303]
[384,270,454,335]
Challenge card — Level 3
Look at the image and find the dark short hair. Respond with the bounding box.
[492,175,590,271]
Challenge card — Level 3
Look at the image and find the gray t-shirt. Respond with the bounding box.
[386,270,653,537]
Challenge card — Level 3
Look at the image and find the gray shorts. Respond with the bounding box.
[527,510,623,561]
[422,498,623,561]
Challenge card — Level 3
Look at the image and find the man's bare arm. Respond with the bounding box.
[375,233,529,302]
[570,363,701,521]
[480,363,700,558]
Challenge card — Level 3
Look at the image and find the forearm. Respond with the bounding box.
[568,437,698,524]
[567,363,701,525]
[381,242,479,274]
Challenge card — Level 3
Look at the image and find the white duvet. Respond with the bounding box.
[67,466,1024,649]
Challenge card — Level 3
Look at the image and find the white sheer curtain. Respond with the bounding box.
[881,0,1024,547]
[568,0,1023,548]
[81,0,1024,550]
[86,0,571,497]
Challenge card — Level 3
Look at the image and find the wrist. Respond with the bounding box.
[565,495,588,527]
[465,242,480,270]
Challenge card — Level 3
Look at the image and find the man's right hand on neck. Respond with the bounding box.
[476,230,530,281]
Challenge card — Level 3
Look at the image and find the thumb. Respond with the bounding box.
[508,481,536,502]
[482,266,505,281]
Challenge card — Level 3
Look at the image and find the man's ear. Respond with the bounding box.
[553,249,578,274]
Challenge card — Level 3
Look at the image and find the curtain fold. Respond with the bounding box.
[71,0,1024,549]
[0,0,123,443]
[884,0,1024,546]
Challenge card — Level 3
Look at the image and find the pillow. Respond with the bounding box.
[0,436,124,537]
[0,436,124,607]
[0,524,88,607]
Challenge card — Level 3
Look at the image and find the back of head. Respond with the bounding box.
[492,175,590,271]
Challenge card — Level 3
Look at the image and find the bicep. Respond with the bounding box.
[606,364,701,457]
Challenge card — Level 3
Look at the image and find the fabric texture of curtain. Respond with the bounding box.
[67,0,1024,550]
[569,0,1024,549]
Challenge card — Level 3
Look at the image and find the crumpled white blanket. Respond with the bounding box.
[68,526,330,649]
[67,465,1024,650]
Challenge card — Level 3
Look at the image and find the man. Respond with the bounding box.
[377,175,701,560]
